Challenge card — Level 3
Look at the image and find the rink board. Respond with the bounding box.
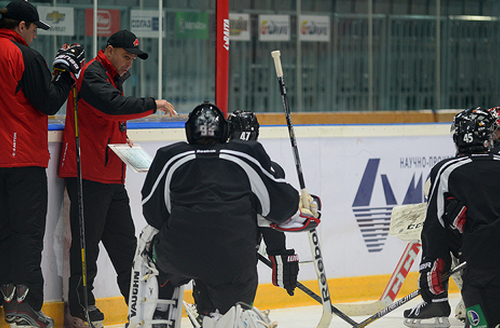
[8,122,455,327]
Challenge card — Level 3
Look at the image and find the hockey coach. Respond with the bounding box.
[0,0,85,327]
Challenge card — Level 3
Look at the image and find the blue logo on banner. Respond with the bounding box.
[352,158,423,252]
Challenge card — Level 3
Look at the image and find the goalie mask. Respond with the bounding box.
[185,101,228,145]
[451,107,495,155]
[227,110,260,141]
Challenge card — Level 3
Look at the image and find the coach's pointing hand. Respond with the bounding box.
[156,100,177,117]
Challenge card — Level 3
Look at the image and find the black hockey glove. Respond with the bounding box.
[268,249,299,296]
[443,196,467,233]
[52,43,85,76]
[418,258,448,303]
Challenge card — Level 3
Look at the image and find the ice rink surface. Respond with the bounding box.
[178,293,465,328]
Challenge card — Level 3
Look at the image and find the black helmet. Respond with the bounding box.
[451,107,495,155]
[185,101,228,144]
[227,109,260,141]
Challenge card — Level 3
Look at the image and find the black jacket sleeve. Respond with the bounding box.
[19,46,73,115]
[79,62,156,116]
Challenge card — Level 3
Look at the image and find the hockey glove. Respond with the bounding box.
[418,258,448,303]
[268,249,299,296]
[443,196,467,233]
[52,43,85,76]
[272,193,321,232]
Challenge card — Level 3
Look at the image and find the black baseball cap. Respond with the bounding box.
[106,29,148,60]
[3,0,50,30]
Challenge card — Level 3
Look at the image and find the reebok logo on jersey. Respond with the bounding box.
[287,254,299,262]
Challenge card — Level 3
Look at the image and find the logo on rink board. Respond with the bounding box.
[352,158,424,252]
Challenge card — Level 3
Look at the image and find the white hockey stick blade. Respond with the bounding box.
[333,300,387,316]
[389,203,427,242]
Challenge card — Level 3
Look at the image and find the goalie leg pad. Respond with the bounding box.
[201,303,277,328]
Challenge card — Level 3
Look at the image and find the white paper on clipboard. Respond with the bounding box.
[108,144,152,173]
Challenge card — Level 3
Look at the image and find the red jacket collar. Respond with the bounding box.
[0,28,29,47]
[95,49,119,79]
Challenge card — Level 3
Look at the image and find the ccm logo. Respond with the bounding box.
[311,231,330,302]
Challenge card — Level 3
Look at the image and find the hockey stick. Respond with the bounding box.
[258,253,358,326]
[271,50,335,328]
[333,241,421,316]
[258,240,420,317]
[73,85,95,328]
[353,261,467,328]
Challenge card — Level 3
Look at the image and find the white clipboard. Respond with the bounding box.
[108,144,152,173]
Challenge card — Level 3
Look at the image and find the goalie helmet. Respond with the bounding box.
[451,107,495,155]
[185,101,228,145]
[227,109,260,141]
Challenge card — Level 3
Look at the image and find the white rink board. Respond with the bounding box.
[43,123,455,301]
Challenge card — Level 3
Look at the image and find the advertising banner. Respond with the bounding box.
[229,13,251,41]
[175,12,209,40]
[85,9,120,37]
[130,10,166,38]
[258,14,290,41]
[298,15,330,42]
[37,6,74,36]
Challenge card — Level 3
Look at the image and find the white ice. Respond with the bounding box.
[179,293,465,328]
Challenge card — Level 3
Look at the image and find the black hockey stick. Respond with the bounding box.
[271,50,335,328]
[73,85,95,328]
[353,261,467,328]
[258,253,359,326]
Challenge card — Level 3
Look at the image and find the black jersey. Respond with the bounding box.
[422,153,500,269]
[142,139,299,283]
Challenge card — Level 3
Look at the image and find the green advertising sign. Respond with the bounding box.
[176,12,209,40]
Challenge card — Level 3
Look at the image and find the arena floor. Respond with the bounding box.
[177,293,465,328]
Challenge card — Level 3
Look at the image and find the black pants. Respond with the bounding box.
[0,167,47,311]
[65,178,136,315]
[462,266,500,327]
[154,239,258,315]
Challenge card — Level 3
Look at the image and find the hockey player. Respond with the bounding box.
[137,102,321,327]
[227,109,300,296]
[403,107,500,328]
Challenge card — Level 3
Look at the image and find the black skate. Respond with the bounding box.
[403,300,451,328]
[15,285,54,328]
[70,305,104,328]
[1,284,17,328]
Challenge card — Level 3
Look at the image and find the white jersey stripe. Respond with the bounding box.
[141,150,195,206]
[219,153,271,216]
[432,157,472,227]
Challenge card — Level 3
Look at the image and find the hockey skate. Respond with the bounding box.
[14,285,54,328]
[403,300,451,328]
[70,305,104,328]
[1,284,17,328]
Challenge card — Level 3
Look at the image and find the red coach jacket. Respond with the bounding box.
[58,50,156,184]
[0,29,73,168]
